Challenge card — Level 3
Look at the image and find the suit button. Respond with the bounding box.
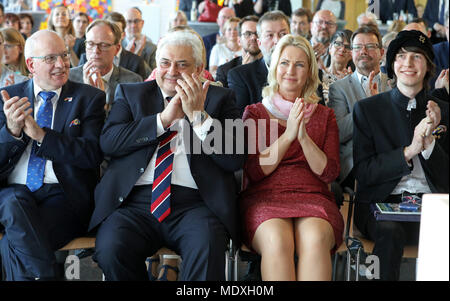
[140,168,145,173]
[118,197,124,202]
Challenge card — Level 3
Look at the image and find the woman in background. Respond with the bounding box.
[1,28,28,77]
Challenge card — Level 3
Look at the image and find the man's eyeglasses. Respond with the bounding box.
[85,41,115,51]
[313,20,336,27]
[241,31,258,38]
[31,52,70,64]
[126,19,143,25]
[333,41,351,51]
[351,43,380,51]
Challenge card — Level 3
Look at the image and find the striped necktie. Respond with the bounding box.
[26,91,56,192]
[150,97,177,222]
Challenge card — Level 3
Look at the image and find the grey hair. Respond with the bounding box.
[24,29,60,59]
[357,12,378,26]
[156,30,204,67]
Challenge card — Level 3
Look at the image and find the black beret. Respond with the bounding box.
[386,30,434,79]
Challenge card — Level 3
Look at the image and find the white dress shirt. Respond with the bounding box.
[135,91,213,189]
[8,82,62,185]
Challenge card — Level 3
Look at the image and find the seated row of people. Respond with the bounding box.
[0,9,448,282]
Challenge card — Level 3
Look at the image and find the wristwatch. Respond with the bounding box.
[190,110,208,126]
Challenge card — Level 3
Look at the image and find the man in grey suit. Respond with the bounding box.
[122,7,157,70]
[328,25,390,188]
[69,19,142,111]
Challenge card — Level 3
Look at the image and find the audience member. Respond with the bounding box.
[380,31,398,74]
[209,17,242,78]
[69,20,143,111]
[416,3,425,18]
[240,34,343,281]
[310,10,338,68]
[387,20,406,33]
[0,30,27,87]
[47,5,79,67]
[0,4,4,28]
[423,0,448,42]
[409,18,432,37]
[0,29,105,280]
[352,30,449,281]
[254,0,292,17]
[216,15,261,88]
[379,0,417,23]
[322,29,353,104]
[231,0,255,19]
[18,13,33,39]
[72,12,90,62]
[99,12,151,79]
[431,11,449,88]
[328,25,390,189]
[228,10,290,115]
[123,7,157,70]
[290,8,312,40]
[169,10,188,29]
[1,28,28,77]
[202,7,236,70]
[403,20,427,35]
[89,29,244,281]
[4,13,21,31]
[316,0,345,20]
[356,12,378,27]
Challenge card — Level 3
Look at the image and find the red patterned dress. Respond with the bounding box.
[240,103,344,251]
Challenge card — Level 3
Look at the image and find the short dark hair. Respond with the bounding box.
[351,25,382,47]
[410,17,428,28]
[292,8,313,23]
[331,29,353,45]
[19,13,34,28]
[238,15,259,35]
[257,10,290,37]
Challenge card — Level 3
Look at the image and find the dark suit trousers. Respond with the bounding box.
[0,184,85,280]
[94,185,228,281]
[354,196,420,281]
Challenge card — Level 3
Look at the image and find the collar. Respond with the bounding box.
[102,66,114,82]
[390,87,427,111]
[115,46,123,60]
[33,81,62,105]
[356,69,380,83]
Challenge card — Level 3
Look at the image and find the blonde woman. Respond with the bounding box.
[47,5,79,66]
[1,28,28,77]
[240,34,343,281]
[208,17,242,78]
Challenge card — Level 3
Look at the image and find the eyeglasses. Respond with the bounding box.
[351,43,380,51]
[31,52,70,64]
[313,20,336,27]
[333,41,351,51]
[241,31,258,38]
[85,41,115,51]
[126,19,143,25]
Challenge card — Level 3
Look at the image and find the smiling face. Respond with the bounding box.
[52,6,70,29]
[330,36,352,66]
[155,44,202,96]
[393,48,428,91]
[276,45,310,99]
[26,31,70,90]
[352,33,383,75]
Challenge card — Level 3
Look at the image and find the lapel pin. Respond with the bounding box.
[70,119,80,127]
[64,97,73,102]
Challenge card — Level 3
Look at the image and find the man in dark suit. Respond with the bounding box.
[353,30,449,281]
[228,10,290,115]
[0,30,105,280]
[203,7,236,70]
[379,0,417,23]
[423,0,448,43]
[432,11,449,88]
[70,20,142,110]
[90,29,244,281]
[215,15,262,88]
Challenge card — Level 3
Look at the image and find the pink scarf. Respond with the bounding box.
[263,92,317,120]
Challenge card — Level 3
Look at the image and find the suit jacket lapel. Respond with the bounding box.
[107,66,120,103]
[350,71,367,99]
[23,79,35,112]
[53,81,73,132]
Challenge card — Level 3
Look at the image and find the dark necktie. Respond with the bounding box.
[150,97,177,222]
[26,91,56,192]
